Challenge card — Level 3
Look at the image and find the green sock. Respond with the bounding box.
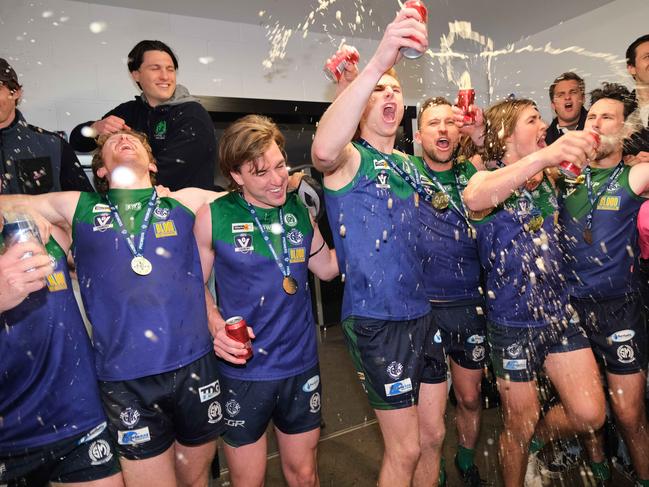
[636,480,649,487]
[590,461,610,481]
[529,437,545,454]
[438,457,446,487]
[456,445,476,472]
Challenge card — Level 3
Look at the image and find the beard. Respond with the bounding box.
[423,146,457,165]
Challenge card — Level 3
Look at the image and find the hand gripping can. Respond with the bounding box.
[324,47,360,83]
[456,88,476,125]
[559,132,600,179]
[1,214,43,258]
[400,0,427,59]
[225,316,253,360]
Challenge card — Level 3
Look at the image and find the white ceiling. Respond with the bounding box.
[73,0,615,48]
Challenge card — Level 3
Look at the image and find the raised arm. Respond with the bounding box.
[0,191,80,228]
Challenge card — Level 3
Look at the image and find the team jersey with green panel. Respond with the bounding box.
[472,175,569,327]
[72,188,211,381]
[560,164,646,298]
[324,141,430,321]
[210,191,317,381]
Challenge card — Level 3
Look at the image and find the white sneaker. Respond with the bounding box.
[524,452,545,487]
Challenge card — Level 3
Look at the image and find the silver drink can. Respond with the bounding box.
[2,215,43,258]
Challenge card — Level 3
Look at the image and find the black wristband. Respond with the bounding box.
[309,241,326,258]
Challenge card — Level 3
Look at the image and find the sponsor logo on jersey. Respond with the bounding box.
[467,334,485,344]
[506,343,523,358]
[472,345,486,362]
[373,159,390,170]
[232,222,254,233]
[516,198,531,216]
[92,203,111,213]
[375,171,391,189]
[208,401,223,423]
[234,234,254,254]
[607,180,621,193]
[119,408,140,428]
[503,359,527,371]
[154,207,170,220]
[597,195,621,211]
[118,427,151,445]
[225,399,241,417]
[225,419,246,427]
[77,422,108,444]
[198,380,220,403]
[386,361,403,380]
[609,329,635,343]
[284,213,298,227]
[287,228,304,246]
[93,214,113,232]
[88,439,113,465]
[125,202,142,211]
[46,271,68,292]
[617,345,635,364]
[384,378,413,397]
[154,220,177,238]
[309,392,321,413]
[290,247,305,263]
[302,375,320,392]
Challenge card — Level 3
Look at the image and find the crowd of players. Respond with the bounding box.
[1,5,649,487]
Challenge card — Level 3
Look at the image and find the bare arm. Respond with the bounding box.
[307,222,338,281]
[0,192,80,228]
[629,162,649,198]
[170,188,227,214]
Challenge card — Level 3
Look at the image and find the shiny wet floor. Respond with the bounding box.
[212,324,635,487]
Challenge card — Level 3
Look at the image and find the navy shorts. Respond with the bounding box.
[431,299,488,370]
[488,317,590,382]
[341,312,446,410]
[0,422,120,486]
[220,364,322,447]
[571,294,648,374]
[99,352,225,460]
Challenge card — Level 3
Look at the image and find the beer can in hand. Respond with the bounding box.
[457,89,476,125]
[559,132,600,179]
[225,316,253,360]
[1,214,43,258]
[400,0,427,59]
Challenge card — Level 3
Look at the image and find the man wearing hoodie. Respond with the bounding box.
[545,72,588,146]
[70,40,216,191]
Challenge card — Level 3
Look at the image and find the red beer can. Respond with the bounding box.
[559,132,600,179]
[400,0,427,59]
[324,47,359,83]
[456,88,476,125]
[225,316,253,360]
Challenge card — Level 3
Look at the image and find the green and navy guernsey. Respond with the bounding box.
[324,141,430,321]
[210,192,317,381]
[412,156,482,300]
[560,164,647,299]
[1,238,106,453]
[72,188,212,381]
[471,175,569,327]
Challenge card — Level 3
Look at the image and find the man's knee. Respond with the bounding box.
[284,462,318,487]
[455,387,482,413]
[384,439,422,469]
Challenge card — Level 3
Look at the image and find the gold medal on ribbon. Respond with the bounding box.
[583,228,593,245]
[131,256,153,276]
[431,192,450,210]
[468,225,477,240]
[282,276,298,295]
[528,215,544,233]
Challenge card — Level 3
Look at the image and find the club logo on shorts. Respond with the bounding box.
[302,375,320,392]
[384,378,413,397]
[506,343,523,358]
[208,401,223,423]
[386,361,404,380]
[617,345,635,364]
[284,213,298,227]
[225,399,241,417]
[92,214,113,232]
[234,234,254,254]
[154,207,170,220]
[198,380,221,403]
[88,439,113,466]
[375,171,391,189]
[503,359,527,371]
[309,392,321,413]
[119,408,140,428]
[472,345,486,362]
[609,329,635,343]
[118,427,151,445]
[467,334,485,344]
[287,229,304,246]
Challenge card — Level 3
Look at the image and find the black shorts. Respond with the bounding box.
[0,422,120,486]
[221,364,322,448]
[571,294,648,374]
[488,317,590,382]
[99,352,225,460]
[431,299,488,370]
[341,312,446,410]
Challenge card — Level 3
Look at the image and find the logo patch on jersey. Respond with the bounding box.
[92,203,111,213]
[225,399,241,417]
[472,345,486,362]
[373,158,390,170]
[375,170,391,189]
[503,359,527,371]
[154,220,177,238]
[207,401,223,423]
[234,234,254,254]
[284,213,298,227]
[119,408,140,428]
[506,343,523,358]
[287,228,304,246]
[46,271,68,292]
[88,439,113,466]
[77,422,107,444]
[154,207,170,220]
[386,361,404,380]
[302,375,320,392]
[154,120,167,140]
[467,334,485,344]
[198,380,220,403]
[609,329,635,343]
[384,378,413,397]
[93,214,113,232]
[516,198,531,216]
[125,202,142,211]
[232,222,254,233]
[617,345,635,363]
[596,195,620,211]
[290,247,305,263]
[607,180,621,193]
[309,392,321,413]
[117,427,151,445]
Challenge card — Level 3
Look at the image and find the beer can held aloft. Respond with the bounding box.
[456,88,476,125]
[400,0,427,59]
[225,316,253,360]
[324,46,360,83]
[559,132,601,179]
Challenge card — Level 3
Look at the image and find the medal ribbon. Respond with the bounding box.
[583,162,624,233]
[244,197,292,280]
[105,189,157,259]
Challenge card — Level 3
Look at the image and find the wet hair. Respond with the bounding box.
[548,72,585,100]
[626,34,649,67]
[482,98,537,162]
[417,97,452,129]
[127,40,178,73]
[218,115,285,191]
[589,82,637,120]
[91,130,157,194]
